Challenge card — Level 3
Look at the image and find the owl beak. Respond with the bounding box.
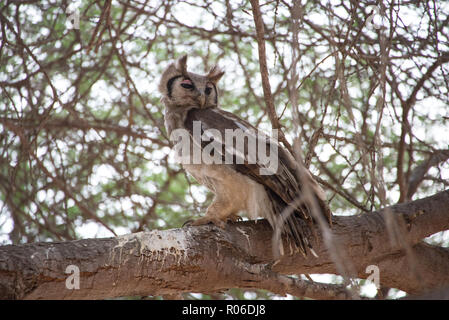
[199,94,206,108]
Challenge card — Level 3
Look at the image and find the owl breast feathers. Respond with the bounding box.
[159,55,332,256]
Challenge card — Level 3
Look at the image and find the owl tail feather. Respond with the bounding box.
[284,213,313,257]
[272,198,331,258]
[268,188,332,259]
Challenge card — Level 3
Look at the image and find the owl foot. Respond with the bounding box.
[182,219,195,228]
[226,215,243,223]
[186,216,227,229]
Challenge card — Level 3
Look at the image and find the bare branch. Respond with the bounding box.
[407,150,449,200]
[249,0,294,155]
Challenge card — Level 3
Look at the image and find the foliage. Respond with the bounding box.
[0,0,448,299]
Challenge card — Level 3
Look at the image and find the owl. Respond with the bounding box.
[159,55,332,256]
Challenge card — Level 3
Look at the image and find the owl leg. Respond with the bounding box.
[189,196,235,229]
[188,216,227,229]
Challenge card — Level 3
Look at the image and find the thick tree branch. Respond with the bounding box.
[0,190,448,299]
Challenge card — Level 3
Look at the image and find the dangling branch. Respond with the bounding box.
[249,0,294,155]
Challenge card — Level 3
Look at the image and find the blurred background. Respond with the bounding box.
[0,0,448,299]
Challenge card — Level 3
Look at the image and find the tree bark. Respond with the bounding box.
[0,190,448,300]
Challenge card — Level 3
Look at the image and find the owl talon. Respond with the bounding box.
[189,217,226,229]
[226,215,243,223]
[182,219,195,227]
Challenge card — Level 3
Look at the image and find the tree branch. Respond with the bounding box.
[397,52,449,202]
[249,0,294,155]
[0,190,448,299]
[406,150,449,200]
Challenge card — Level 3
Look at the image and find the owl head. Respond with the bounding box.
[158,55,225,109]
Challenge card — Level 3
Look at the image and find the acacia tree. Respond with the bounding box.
[0,0,448,299]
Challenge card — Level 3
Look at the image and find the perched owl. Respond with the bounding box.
[159,55,332,256]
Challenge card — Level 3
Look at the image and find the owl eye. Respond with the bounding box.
[205,86,212,95]
[180,79,194,90]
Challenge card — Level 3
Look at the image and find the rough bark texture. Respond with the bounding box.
[0,190,448,300]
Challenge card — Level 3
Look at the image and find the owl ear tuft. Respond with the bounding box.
[176,54,188,75]
[207,65,225,84]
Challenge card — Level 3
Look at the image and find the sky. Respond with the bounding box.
[1,0,448,299]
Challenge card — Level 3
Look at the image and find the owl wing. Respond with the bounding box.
[184,107,332,255]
